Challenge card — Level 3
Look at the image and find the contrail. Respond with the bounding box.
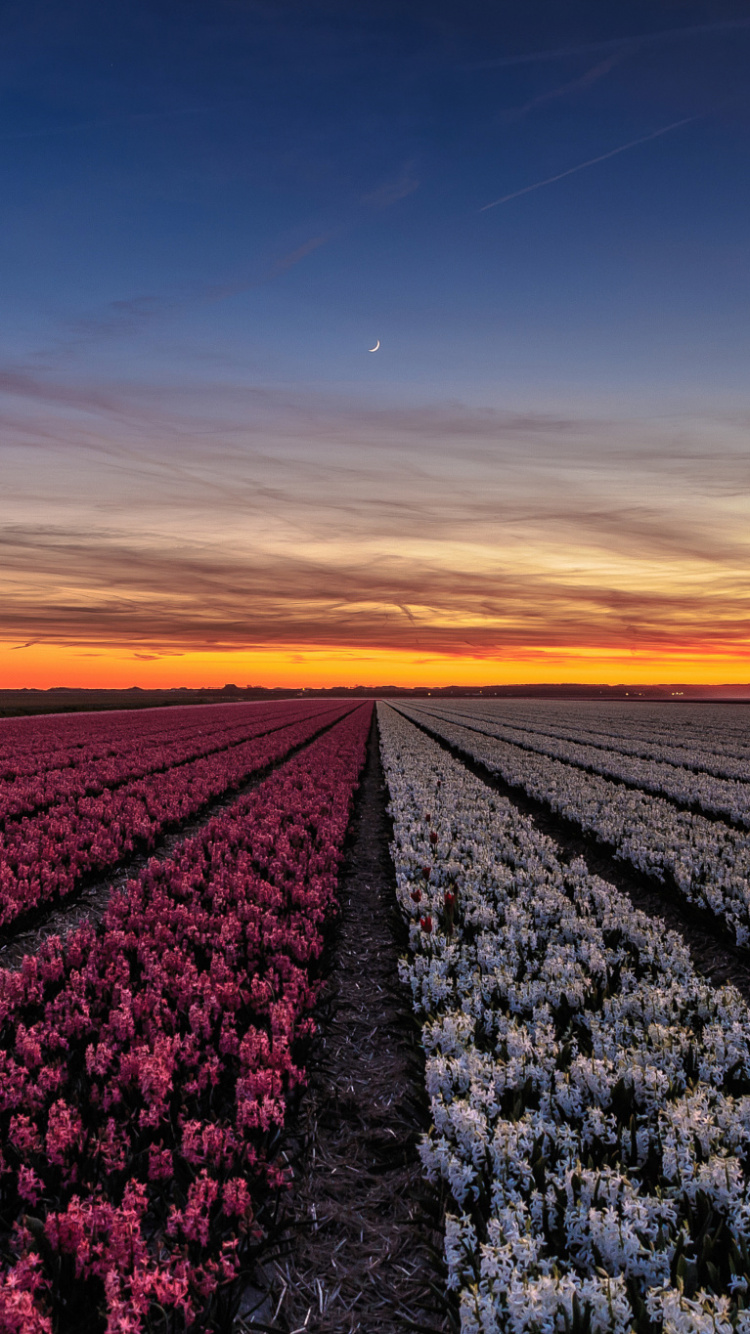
[479,115,697,212]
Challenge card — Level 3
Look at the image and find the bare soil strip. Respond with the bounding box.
[243,712,451,1334]
[0,709,353,971]
[402,709,750,1003]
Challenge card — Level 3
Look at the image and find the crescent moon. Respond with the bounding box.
[368,339,380,352]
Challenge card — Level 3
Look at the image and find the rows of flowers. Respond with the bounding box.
[0,703,230,772]
[0,701,277,783]
[378,702,750,1334]
[0,703,354,933]
[0,702,340,823]
[0,701,372,1333]
[433,701,750,782]
[394,704,750,947]
[409,703,750,828]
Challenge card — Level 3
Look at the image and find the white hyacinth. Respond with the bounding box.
[378,702,750,1333]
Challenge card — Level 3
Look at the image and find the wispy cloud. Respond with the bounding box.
[502,55,621,122]
[269,231,336,276]
[0,367,123,414]
[2,364,750,661]
[480,116,697,211]
[470,19,750,70]
[361,163,419,208]
[60,147,420,334]
[63,295,168,343]
[60,230,337,338]
[207,158,419,304]
[0,519,748,657]
[202,229,337,305]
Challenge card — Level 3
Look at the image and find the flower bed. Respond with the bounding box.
[379,702,750,1334]
[0,703,352,931]
[409,702,750,827]
[0,701,339,823]
[395,704,750,946]
[425,700,750,781]
[0,702,372,1333]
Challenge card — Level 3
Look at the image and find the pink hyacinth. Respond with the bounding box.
[0,702,373,1330]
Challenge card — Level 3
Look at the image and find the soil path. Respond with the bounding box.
[398,706,750,1003]
[0,709,351,972]
[246,712,450,1334]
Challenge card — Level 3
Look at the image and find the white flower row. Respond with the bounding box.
[421,704,747,795]
[437,700,750,775]
[378,702,750,1334]
[407,703,750,828]
[392,704,750,947]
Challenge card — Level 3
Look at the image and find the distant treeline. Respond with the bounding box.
[1,682,750,717]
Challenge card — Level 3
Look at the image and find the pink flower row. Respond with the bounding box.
[0,701,269,783]
[0,704,353,931]
[0,702,372,1333]
[0,702,342,823]
[0,701,309,771]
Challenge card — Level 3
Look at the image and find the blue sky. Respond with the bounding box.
[2,1,750,684]
[4,0,749,392]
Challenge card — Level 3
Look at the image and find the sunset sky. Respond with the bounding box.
[2,0,750,688]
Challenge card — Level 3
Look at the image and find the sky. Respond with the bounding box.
[2,0,750,688]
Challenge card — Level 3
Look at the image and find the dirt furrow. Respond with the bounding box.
[243,712,451,1334]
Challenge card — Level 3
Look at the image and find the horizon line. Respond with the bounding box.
[3,682,750,694]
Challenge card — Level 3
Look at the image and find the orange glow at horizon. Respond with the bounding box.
[5,375,750,698]
[2,641,750,691]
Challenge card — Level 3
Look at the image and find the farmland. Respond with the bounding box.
[1,698,750,1333]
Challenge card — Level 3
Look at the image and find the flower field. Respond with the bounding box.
[406,703,750,827]
[2,694,750,1334]
[395,701,750,946]
[378,701,750,1334]
[0,700,352,932]
[0,701,372,1332]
